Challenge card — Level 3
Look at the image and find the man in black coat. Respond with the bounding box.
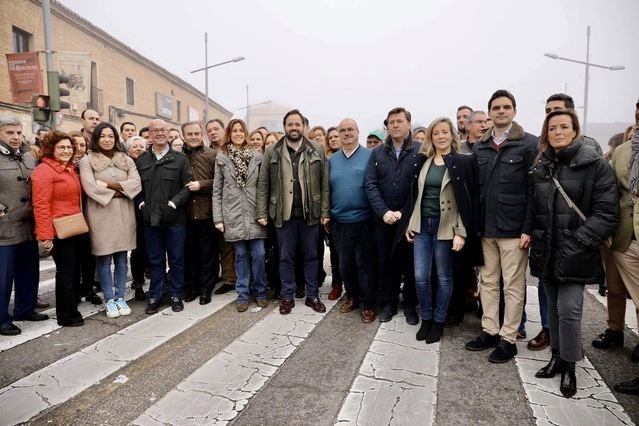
[365,107,422,324]
[136,119,192,314]
[465,90,539,363]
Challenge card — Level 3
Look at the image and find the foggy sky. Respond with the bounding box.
[59,0,639,137]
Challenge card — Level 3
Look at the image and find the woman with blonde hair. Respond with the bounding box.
[213,119,267,311]
[401,117,481,343]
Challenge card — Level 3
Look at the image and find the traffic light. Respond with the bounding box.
[48,71,71,112]
[31,94,51,125]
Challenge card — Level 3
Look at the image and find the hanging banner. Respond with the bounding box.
[6,52,43,104]
[53,51,92,107]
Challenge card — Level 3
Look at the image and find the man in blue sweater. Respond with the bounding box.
[329,118,377,323]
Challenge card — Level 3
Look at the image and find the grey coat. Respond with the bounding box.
[0,142,35,246]
[212,150,267,242]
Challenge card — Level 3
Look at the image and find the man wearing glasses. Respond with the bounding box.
[460,111,488,154]
[136,119,192,314]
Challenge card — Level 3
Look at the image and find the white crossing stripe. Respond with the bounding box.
[0,293,235,425]
[514,286,634,425]
[336,312,439,425]
[133,289,339,425]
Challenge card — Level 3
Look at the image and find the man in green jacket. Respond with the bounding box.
[256,109,330,315]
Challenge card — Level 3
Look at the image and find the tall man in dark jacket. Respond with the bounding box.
[0,115,47,336]
[465,90,539,363]
[136,119,192,314]
[182,121,218,305]
[256,109,330,315]
[364,107,422,324]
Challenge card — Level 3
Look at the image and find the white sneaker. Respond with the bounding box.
[115,298,131,316]
[105,299,120,318]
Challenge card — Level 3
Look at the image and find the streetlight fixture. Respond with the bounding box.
[543,25,625,133]
[190,32,245,124]
[240,84,271,128]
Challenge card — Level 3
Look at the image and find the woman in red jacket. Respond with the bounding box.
[32,131,85,327]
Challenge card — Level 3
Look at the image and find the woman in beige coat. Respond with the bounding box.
[79,123,141,319]
[213,119,267,312]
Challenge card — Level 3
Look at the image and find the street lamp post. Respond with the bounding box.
[239,96,272,129]
[191,33,244,124]
[544,25,625,133]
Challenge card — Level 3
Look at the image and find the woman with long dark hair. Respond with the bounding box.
[530,109,618,397]
[79,123,141,318]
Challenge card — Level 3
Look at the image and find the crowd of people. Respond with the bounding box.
[1,89,638,399]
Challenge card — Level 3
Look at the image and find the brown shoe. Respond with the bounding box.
[340,299,357,313]
[305,297,326,313]
[257,299,268,308]
[279,299,295,315]
[328,286,342,300]
[361,309,376,323]
[237,303,249,313]
[35,299,50,309]
[527,328,550,351]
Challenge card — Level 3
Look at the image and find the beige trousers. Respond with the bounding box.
[479,238,528,343]
[611,241,639,329]
[603,247,627,331]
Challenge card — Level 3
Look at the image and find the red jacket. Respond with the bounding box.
[32,157,82,240]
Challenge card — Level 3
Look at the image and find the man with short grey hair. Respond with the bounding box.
[460,111,488,154]
[0,115,47,336]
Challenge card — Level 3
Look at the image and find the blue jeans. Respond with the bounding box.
[413,217,454,323]
[234,239,267,304]
[520,280,550,330]
[144,225,186,301]
[96,251,128,301]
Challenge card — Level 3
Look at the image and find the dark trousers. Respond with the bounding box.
[327,230,342,287]
[51,236,83,325]
[265,222,281,290]
[130,213,147,287]
[144,225,186,301]
[0,240,39,324]
[77,234,96,295]
[219,237,237,283]
[448,248,478,321]
[277,218,320,301]
[332,219,376,310]
[374,222,417,308]
[185,219,218,294]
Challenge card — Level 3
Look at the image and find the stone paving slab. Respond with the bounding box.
[336,313,439,425]
[133,292,339,426]
[0,284,141,353]
[515,286,634,426]
[0,292,234,425]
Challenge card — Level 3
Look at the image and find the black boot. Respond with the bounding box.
[560,360,577,398]
[592,329,623,349]
[535,349,563,378]
[199,288,212,305]
[425,321,444,344]
[416,320,432,341]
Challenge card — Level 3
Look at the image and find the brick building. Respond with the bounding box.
[0,0,232,138]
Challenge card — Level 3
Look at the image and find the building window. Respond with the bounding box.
[176,100,181,122]
[125,78,134,105]
[12,26,31,52]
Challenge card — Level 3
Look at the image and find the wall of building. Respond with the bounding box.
[0,0,232,138]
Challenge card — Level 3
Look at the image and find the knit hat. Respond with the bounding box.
[367,130,385,141]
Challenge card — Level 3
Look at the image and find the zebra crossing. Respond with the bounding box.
[1,258,638,425]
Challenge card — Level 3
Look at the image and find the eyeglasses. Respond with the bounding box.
[55,145,74,151]
[470,120,488,125]
[149,128,168,134]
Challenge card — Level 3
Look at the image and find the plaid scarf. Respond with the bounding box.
[227,144,253,189]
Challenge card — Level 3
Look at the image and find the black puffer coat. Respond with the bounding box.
[529,141,619,284]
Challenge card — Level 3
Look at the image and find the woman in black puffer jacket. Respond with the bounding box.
[529,109,618,398]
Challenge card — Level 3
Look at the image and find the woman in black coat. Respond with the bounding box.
[529,109,618,398]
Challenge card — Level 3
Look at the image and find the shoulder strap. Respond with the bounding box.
[551,176,586,222]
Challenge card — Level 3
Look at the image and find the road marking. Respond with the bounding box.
[514,286,633,426]
[0,293,235,425]
[133,290,339,425]
[336,312,439,425]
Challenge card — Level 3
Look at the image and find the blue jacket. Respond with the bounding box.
[364,135,422,221]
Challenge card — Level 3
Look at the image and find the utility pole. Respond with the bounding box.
[42,0,56,129]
